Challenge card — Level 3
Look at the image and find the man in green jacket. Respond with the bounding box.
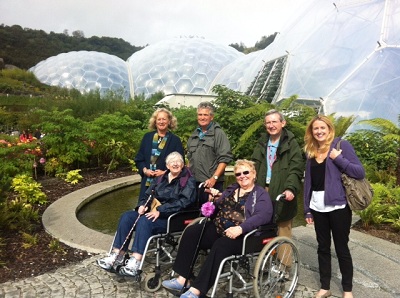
[251,109,304,241]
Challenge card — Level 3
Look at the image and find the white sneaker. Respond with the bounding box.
[119,256,140,276]
[97,252,117,270]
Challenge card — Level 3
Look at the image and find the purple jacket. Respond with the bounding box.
[304,137,365,217]
[214,183,273,234]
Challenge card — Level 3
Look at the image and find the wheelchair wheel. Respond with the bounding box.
[253,236,299,298]
[144,272,161,292]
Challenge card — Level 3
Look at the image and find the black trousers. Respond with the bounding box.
[311,205,353,292]
[172,221,243,295]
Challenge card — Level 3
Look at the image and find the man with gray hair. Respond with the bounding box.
[187,101,233,205]
[251,109,304,241]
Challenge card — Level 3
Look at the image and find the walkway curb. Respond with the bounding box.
[42,175,140,254]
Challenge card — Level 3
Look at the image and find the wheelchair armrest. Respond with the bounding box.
[166,209,201,233]
[242,223,278,254]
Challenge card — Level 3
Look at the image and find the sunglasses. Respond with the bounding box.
[234,170,250,177]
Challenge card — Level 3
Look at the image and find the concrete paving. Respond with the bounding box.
[1,175,399,298]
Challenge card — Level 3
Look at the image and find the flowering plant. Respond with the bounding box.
[201,201,215,217]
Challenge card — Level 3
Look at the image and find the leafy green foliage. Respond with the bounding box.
[38,109,91,172]
[87,112,142,169]
[56,170,83,185]
[21,232,39,249]
[358,184,400,230]
[346,131,398,178]
[11,174,47,205]
[0,24,143,69]
[0,137,39,198]
[48,238,66,254]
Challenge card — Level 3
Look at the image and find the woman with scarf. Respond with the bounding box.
[134,108,185,200]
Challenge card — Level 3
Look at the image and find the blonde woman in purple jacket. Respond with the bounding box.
[303,115,365,298]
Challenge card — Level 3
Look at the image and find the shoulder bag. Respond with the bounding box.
[336,140,373,211]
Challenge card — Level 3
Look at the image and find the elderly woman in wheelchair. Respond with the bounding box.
[162,159,275,298]
[97,151,196,276]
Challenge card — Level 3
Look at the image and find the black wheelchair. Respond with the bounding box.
[132,209,200,292]
[169,194,300,298]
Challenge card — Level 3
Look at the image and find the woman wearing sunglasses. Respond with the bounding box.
[162,159,273,298]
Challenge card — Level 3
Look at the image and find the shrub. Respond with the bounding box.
[56,169,83,185]
[358,183,400,230]
[11,174,47,205]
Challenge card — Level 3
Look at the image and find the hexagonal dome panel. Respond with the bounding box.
[127,37,243,97]
[235,0,400,127]
[29,51,130,98]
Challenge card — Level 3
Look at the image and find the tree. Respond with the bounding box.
[71,30,85,38]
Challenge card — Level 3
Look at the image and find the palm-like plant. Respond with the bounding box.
[358,117,400,185]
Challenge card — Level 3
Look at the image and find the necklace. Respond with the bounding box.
[316,148,327,159]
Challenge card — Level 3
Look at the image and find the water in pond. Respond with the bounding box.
[77,186,140,235]
[77,177,305,235]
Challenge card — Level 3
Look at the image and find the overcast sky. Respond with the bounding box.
[1,0,307,47]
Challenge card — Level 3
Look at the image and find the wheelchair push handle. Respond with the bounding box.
[276,194,286,201]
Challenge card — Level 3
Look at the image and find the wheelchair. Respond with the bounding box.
[131,209,200,292]
[173,194,300,298]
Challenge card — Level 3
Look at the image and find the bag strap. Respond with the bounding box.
[336,139,343,151]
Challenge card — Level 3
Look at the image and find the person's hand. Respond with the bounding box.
[203,177,216,188]
[225,226,242,239]
[305,217,314,225]
[329,148,342,160]
[305,214,314,225]
[153,169,165,177]
[283,190,295,201]
[207,187,221,201]
[145,210,160,222]
[138,205,148,215]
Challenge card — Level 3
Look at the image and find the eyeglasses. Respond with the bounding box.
[235,170,250,177]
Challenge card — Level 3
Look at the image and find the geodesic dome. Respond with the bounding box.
[225,0,400,126]
[30,51,130,98]
[126,37,243,98]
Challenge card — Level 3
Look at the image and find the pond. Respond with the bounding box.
[77,176,305,235]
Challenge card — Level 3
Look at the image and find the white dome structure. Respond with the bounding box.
[30,51,130,98]
[226,0,400,125]
[126,37,243,98]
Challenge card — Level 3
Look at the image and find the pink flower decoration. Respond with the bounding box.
[39,158,46,164]
[201,201,215,217]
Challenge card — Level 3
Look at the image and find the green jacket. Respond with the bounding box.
[251,129,304,222]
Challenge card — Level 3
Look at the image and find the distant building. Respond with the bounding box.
[155,94,216,109]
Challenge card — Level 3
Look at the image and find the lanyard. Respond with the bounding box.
[267,145,277,169]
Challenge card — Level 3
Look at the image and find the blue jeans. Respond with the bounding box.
[113,210,167,255]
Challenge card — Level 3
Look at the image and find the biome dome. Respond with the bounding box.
[225,0,400,126]
[126,37,244,97]
[29,51,130,98]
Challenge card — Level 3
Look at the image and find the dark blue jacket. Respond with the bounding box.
[214,183,273,234]
[134,131,184,199]
[138,167,196,218]
[304,137,365,217]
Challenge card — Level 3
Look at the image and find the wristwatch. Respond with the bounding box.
[213,175,219,180]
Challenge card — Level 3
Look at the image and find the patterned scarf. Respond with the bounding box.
[146,132,168,186]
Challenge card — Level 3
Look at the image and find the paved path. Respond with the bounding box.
[1,176,399,297]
